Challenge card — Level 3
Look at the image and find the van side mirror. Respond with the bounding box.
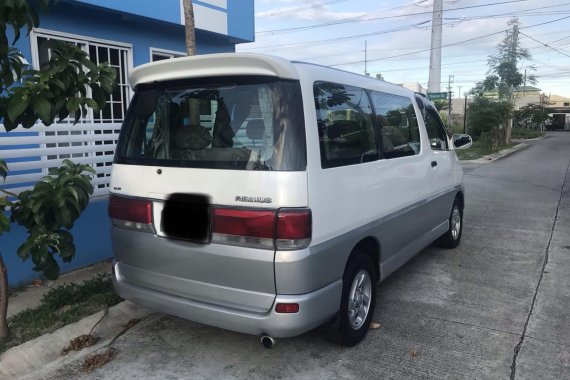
[452,134,472,150]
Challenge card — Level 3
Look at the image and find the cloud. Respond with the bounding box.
[255,0,364,22]
[243,0,570,96]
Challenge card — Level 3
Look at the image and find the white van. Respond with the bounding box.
[109,53,471,347]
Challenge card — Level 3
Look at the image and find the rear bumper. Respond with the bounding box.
[113,261,342,338]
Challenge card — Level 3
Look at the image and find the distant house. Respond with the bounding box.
[399,82,427,94]
[547,94,570,108]
[0,0,254,286]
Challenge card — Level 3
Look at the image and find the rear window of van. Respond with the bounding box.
[115,76,306,171]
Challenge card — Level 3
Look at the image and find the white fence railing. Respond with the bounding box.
[1,122,122,198]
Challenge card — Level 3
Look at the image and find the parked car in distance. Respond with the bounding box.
[109,53,472,348]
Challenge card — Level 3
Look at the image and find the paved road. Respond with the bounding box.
[37,133,570,380]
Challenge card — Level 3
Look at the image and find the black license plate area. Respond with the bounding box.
[161,193,210,243]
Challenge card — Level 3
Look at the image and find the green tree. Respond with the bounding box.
[515,104,551,129]
[471,18,536,143]
[0,0,116,338]
[433,99,449,112]
[466,97,512,147]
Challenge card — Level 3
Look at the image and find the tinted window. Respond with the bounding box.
[370,91,420,159]
[415,96,449,150]
[116,76,306,171]
[424,108,449,150]
[314,82,378,169]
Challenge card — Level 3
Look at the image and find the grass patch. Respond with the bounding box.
[511,127,544,139]
[456,140,513,161]
[0,273,121,353]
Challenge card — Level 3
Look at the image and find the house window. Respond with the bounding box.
[33,31,132,191]
[150,48,185,62]
[564,102,569,106]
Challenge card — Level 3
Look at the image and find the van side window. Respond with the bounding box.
[314,82,378,169]
[423,107,449,150]
[370,91,420,159]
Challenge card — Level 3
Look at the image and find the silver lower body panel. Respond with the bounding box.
[113,261,342,338]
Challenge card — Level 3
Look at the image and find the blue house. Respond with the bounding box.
[0,0,255,286]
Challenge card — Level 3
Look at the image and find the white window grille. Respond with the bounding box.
[150,47,185,62]
[9,29,135,196]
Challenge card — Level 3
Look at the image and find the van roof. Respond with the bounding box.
[129,53,413,97]
[129,53,299,88]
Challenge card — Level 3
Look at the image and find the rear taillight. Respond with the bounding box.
[109,195,154,233]
[212,209,275,249]
[211,208,311,250]
[276,209,311,250]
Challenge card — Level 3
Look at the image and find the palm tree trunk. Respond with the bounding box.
[0,253,9,338]
[183,0,196,56]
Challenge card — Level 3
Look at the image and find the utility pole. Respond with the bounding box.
[183,0,200,125]
[505,21,519,143]
[364,40,369,76]
[183,0,196,56]
[428,0,443,93]
[457,86,461,99]
[523,69,527,98]
[447,74,453,128]
[463,94,468,134]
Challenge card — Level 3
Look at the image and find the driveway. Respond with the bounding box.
[34,133,570,379]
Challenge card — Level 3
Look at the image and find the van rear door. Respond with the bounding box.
[110,76,307,313]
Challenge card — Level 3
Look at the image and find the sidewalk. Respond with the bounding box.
[460,135,546,164]
[2,259,153,379]
[8,260,112,318]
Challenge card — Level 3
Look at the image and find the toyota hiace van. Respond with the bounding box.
[109,53,471,347]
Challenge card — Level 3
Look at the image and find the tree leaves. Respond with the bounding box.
[32,96,52,125]
[9,161,93,279]
[479,18,536,103]
[0,0,100,283]
[516,104,551,127]
[1,40,116,129]
[6,90,29,121]
[0,160,8,181]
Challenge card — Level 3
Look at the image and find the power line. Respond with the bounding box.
[443,4,570,22]
[329,15,570,67]
[520,31,570,58]
[256,0,348,19]
[255,0,531,35]
[256,0,422,36]
[244,4,570,53]
[244,21,431,51]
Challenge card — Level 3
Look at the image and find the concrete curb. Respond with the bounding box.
[0,301,153,380]
[461,142,529,164]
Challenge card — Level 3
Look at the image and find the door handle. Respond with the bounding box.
[431,161,438,167]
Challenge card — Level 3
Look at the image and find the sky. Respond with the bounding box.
[237,0,570,99]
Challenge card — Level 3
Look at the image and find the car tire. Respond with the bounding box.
[329,252,377,347]
[435,199,463,249]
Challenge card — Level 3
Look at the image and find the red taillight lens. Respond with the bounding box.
[276,209,311,240]
[212,209,275,238]
[275,209,311,250]
[275,303,299,313]
[109,195,152,224]
[211,207,311,250]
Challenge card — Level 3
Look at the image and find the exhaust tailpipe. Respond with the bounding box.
[260,335,277,349]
